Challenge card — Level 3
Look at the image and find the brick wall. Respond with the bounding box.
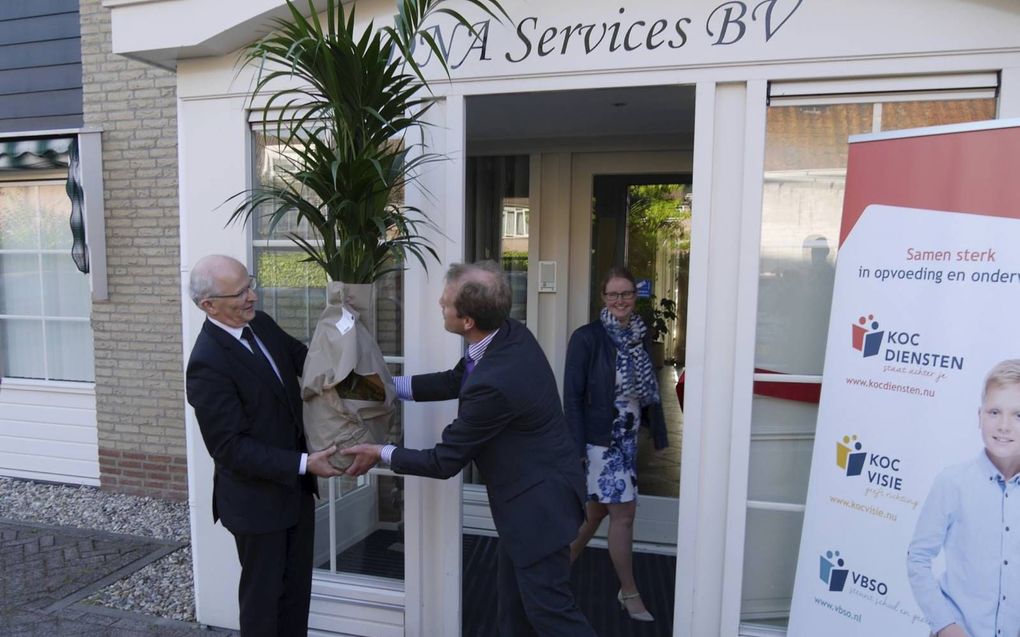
[80,0,187,500]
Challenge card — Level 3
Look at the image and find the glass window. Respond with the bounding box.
[741,96,996,631]
[466,156,529,324]
[755,99,996,376]
[252,129,406,582]
[0,181,93,382]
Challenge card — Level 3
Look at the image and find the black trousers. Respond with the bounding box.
[233,492,315,637]
[496,542,596,636]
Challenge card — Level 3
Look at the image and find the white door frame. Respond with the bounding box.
[567,150,691,546]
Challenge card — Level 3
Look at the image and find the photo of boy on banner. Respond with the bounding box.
[906,359,1020,637]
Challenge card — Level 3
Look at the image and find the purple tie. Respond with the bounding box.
[462,353,475,387]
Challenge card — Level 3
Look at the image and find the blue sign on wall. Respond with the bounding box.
[636,279,652,298]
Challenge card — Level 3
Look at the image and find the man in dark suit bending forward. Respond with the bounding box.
[186,254,341,636]
[342,261,595,636]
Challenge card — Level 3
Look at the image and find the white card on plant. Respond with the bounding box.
[334,308,355,335]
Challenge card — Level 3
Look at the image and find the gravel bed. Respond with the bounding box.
[0,476,195,621]
[85,545,196,621]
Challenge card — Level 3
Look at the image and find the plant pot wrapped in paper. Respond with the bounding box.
[302,282,396,471]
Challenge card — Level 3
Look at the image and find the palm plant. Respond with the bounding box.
[229,0,506,283]
[224,0,508,466]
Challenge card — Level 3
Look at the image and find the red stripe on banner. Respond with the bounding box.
[839,124,1020,247]
[674,368,821,410]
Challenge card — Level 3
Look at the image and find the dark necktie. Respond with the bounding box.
[241,326,280,384]
[462,352,476,387]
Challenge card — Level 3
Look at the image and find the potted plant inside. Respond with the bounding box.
[635,294,677,368]
[227,0,507,468]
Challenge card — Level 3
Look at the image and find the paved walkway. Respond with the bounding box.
[0,519,238,636]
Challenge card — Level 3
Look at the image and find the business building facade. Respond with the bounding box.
[5,0,1018,634]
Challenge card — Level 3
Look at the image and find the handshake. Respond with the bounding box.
[306,444,383,478]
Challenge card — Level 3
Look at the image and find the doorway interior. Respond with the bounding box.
[463,84,694,635]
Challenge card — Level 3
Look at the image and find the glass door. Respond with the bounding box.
[569,151,691,546]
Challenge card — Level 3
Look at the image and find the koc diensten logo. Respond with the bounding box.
[851,314,884,357]
[849,312,964,370]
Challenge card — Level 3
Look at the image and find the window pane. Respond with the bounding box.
[756,104,870,375]
[0,318,45,379]
[880,98,996,131]
[251,132,320,242]
[314,474,406,580]
[37,185,72,249]
[0,253,42,315]
[255,249,327,342]
[251,125,406,583]
[374,269,403,358]
[747,396,816,505]
[756,99,996,375]
[466,156,530,324]
[41,254,90,317]
[0,186,39,249]
[46,319,94,382]
[740,508,804,623]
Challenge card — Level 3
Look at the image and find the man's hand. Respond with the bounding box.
[307,445,343,478]
[340,444,383,476]
[937,624,969,637]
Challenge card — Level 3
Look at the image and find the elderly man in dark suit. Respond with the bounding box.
[186,254,341,637]
[342,261,595,636]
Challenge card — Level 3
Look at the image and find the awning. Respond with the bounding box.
[0,138,72,171]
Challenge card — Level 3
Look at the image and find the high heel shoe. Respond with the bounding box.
[617,590,655,622]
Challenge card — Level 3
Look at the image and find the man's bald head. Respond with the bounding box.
[189,255,257,328]
[189,255,247,306]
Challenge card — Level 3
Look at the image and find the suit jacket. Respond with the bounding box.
[391,319,585,566]
[186,311,315,535]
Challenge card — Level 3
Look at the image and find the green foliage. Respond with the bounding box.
[501,250,527,272]
[635,295,678,342]
[228,0,507,283]
[626,183,690,281]
[258,251,329,288]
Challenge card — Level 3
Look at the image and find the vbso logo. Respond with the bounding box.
[820,550,850,591]
[819,549,888,596]
[851,314,884,357]
[835,435,903,490]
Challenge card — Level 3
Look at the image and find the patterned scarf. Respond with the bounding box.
[600,307,660,406]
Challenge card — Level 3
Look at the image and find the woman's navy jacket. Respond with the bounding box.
[563,320,669,456]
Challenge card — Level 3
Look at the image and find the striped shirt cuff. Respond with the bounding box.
[394,376,413,400]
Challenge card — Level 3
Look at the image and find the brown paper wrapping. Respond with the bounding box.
[301,281,396,470]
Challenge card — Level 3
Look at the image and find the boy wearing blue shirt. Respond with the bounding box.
[907,359,1020,637]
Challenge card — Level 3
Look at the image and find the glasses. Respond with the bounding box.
[207,276,257,300]
[603,290,636,301]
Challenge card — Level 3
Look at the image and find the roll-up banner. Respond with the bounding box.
[788,119,1020,637]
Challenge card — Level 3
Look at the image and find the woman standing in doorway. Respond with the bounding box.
[564,266,669,622]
